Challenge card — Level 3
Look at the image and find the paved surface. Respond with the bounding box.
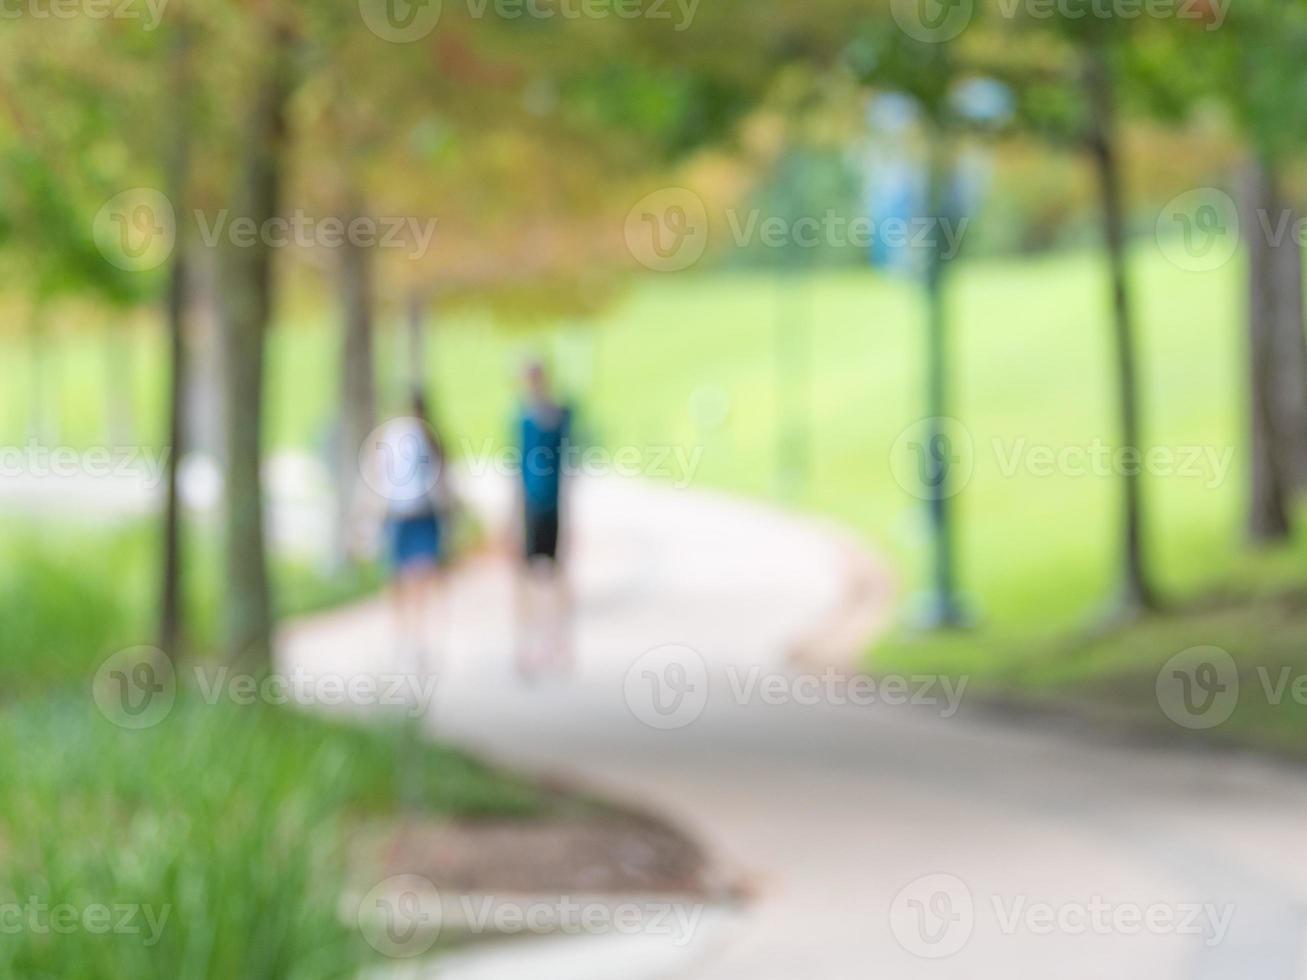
[273,474,1307,979]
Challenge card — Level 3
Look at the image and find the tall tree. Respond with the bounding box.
[989,10,1161,615]
[160,8,194,657]
[1132,2,1307,541]
[1082,39,1153,612]
[219,20,296,669]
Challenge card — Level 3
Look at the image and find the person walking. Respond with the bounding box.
[367,391,450,679]
[513,359,574,678]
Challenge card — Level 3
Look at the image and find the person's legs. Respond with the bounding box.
[389,567,419,644]
[415,563,444,675]
[514,509,543,677]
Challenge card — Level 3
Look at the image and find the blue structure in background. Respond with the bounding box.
[861,81,1013,274]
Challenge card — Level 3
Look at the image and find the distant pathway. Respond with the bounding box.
[282,474,1307,978]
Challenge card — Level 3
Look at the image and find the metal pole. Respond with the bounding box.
[921,122,965,628]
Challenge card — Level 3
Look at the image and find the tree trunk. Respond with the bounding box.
[1085,46,1156,614]
[159,12,191,658]
[335,202,377,565]
[405,288,427,393]
[219,27,292,670]
[1243,159,1292,540]
[1243,155,1307,543]
[186,248,225,462]
[1267,192,1307,495]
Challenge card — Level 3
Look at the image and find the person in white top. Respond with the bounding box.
[363,391,448,668]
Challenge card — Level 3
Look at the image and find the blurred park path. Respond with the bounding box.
[280,472,1307,979]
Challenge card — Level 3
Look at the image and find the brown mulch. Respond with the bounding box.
[353,811,727,897]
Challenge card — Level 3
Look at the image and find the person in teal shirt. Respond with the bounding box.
[514,359,573,677]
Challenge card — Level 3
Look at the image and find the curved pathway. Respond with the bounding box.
[281,475,1307,979]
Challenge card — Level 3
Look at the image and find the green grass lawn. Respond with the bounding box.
[9,242,1254,634]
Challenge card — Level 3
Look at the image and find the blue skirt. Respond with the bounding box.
[387,513,442,571]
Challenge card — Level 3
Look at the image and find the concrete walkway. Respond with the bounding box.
[281,475,1307,979]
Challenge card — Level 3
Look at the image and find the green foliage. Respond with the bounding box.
[0,521,543,978]
[0,526,146,695]
[0,693,542,979]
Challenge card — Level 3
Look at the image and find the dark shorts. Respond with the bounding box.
[524,508,560,562]
[387,513,441,572]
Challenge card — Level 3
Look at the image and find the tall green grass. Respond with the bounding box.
[0,694,542,979]
[0,523,543,978]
